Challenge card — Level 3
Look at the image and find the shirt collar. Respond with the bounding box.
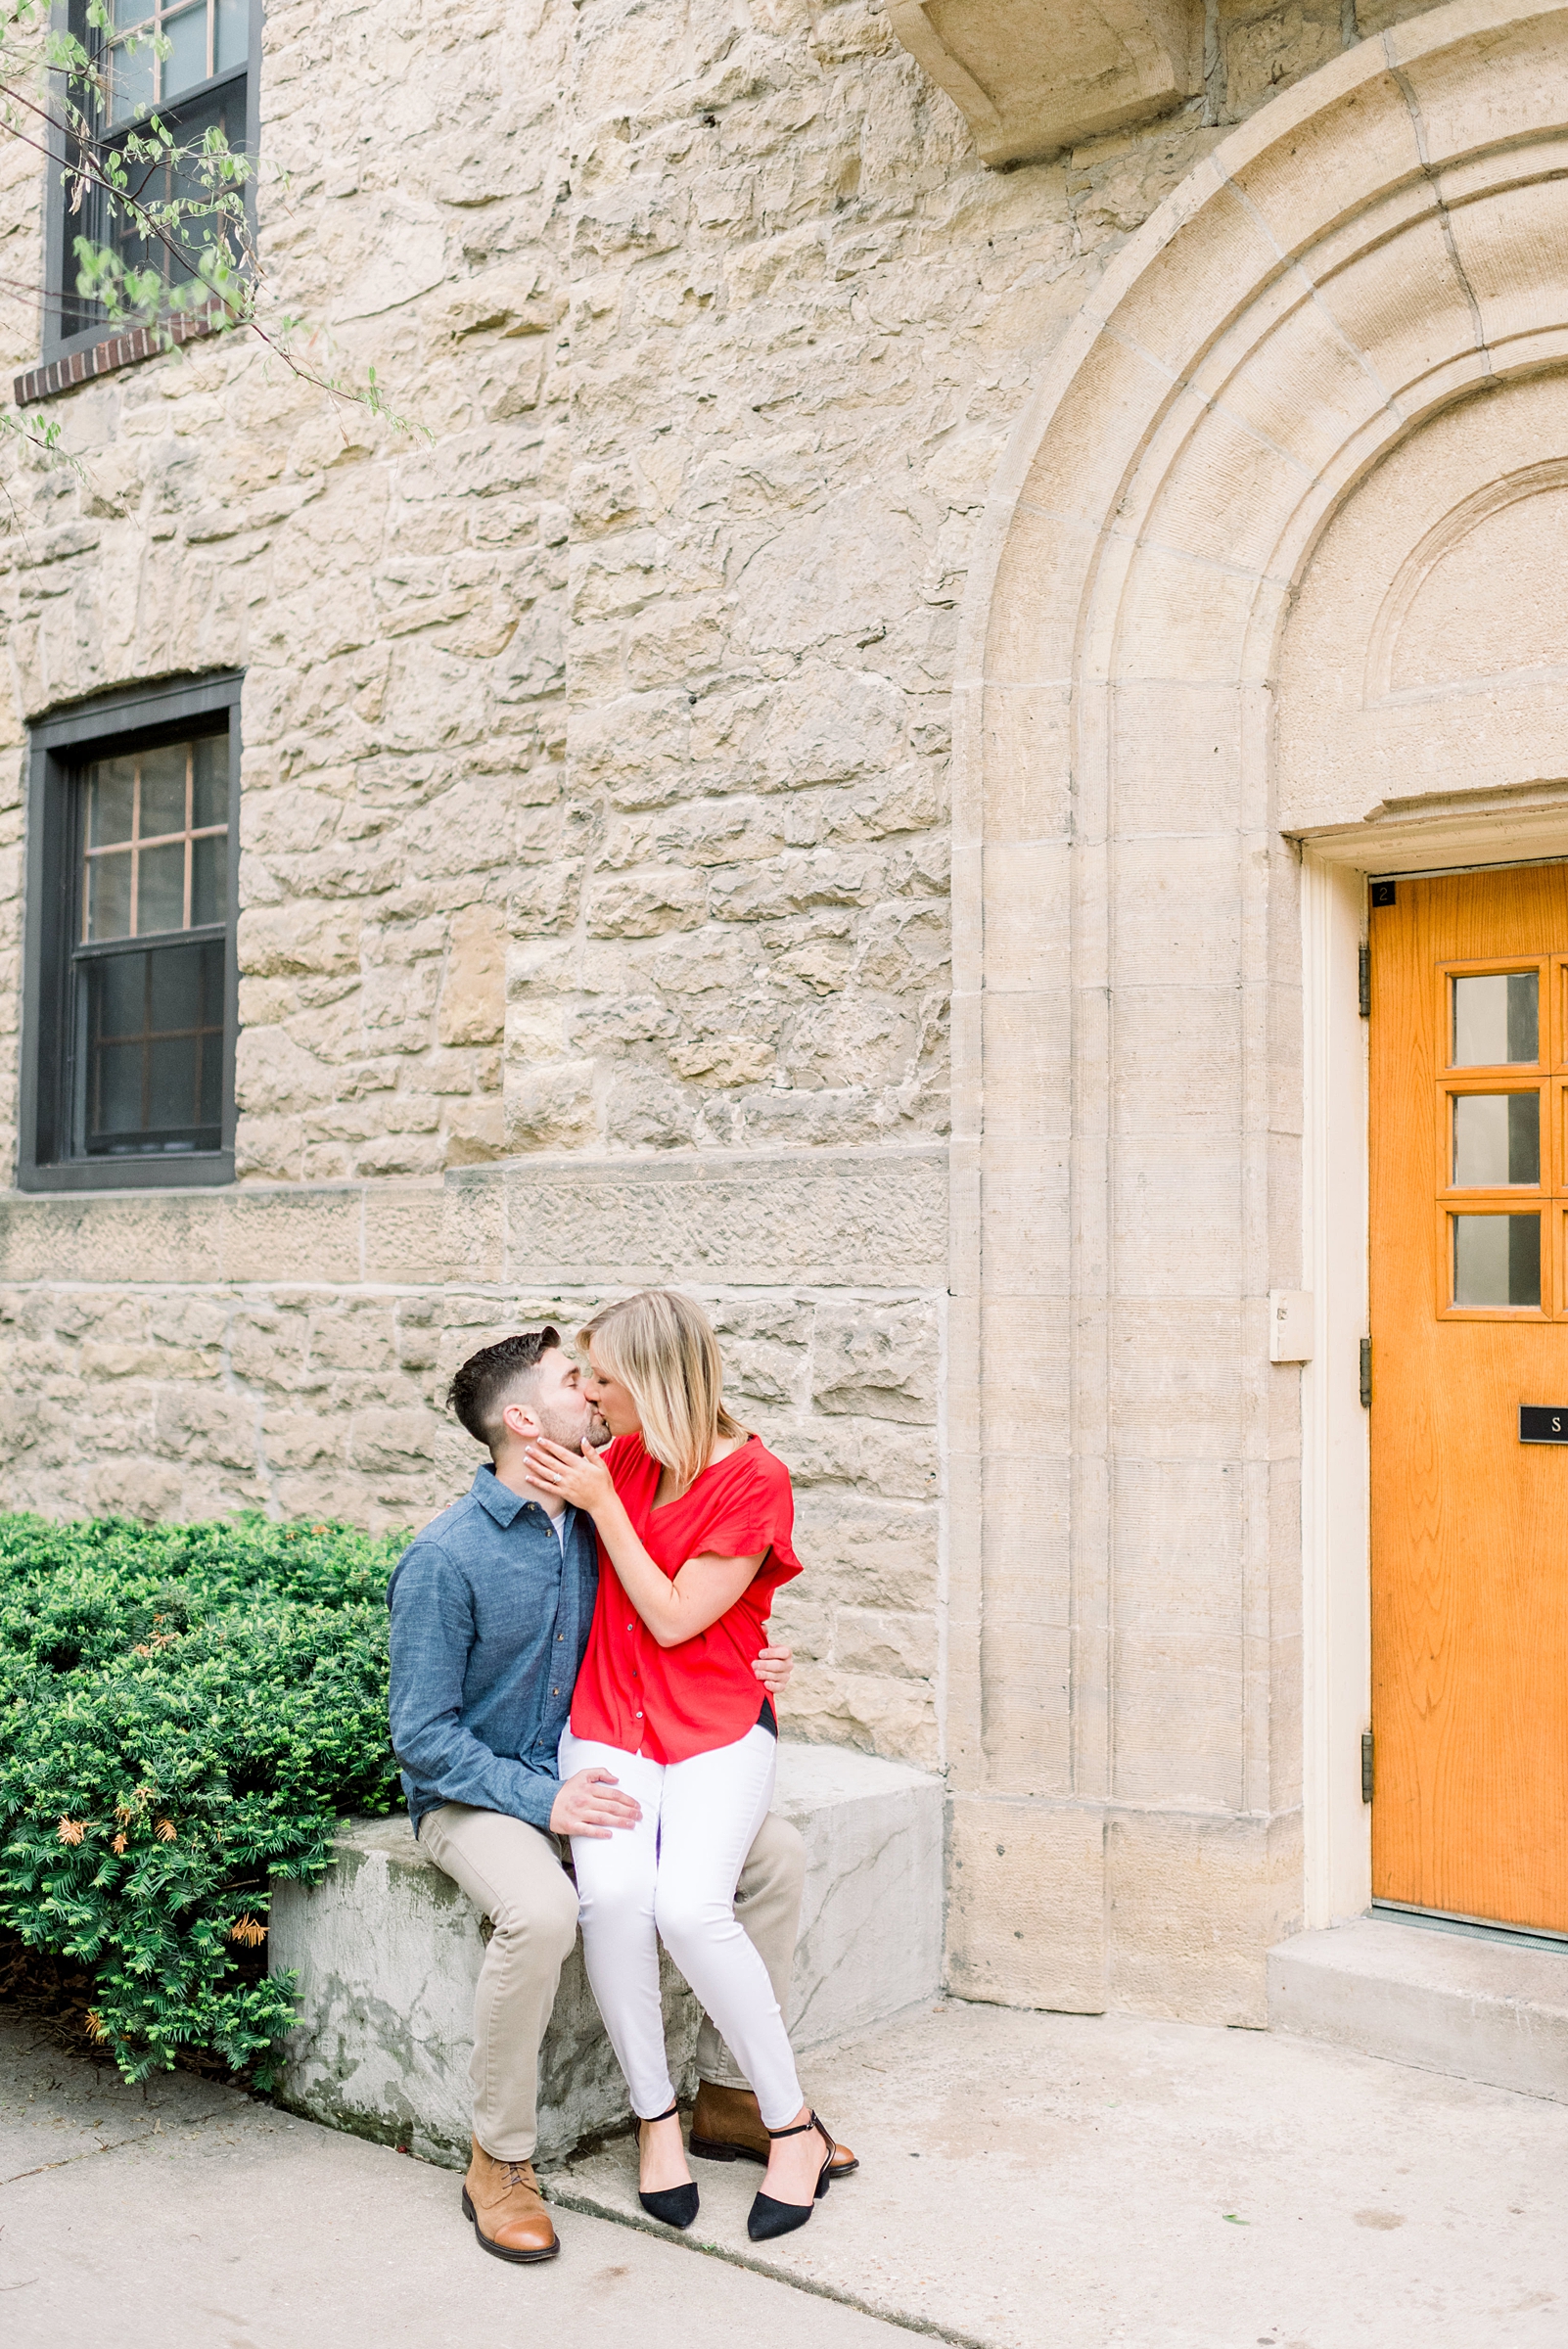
[471,1463,573,1539]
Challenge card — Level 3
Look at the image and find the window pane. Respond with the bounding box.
[106,32,156,123]
[111,0,156,28]
[83,941,223,1151]
[1453,1214,1541,1308]
[136,840,186,935]
[198,1030,221,1125]
[86,851,133,943]
[161,0,209,100]
[95,949,147,1038]
[191,829,227,926]
[147,1035,201,1129]
[1453,1092,1541,1186]
[1453,971,1539,1065]
[102,86,238,291]
[139,744,188,840]
[192,733,227,829]
[89,758,137,848]
[93,1040,146,1136]
[215,0,246,72]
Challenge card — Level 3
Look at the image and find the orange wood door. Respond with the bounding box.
[1369,865,1568,1934]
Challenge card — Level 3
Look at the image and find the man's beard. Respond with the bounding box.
[531,1402,612,1451]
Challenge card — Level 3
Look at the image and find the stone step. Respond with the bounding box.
[1268,1914,1568,2101]
[268,1742,944,2168]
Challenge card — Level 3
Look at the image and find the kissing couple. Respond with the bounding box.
[388,1288,857,2264]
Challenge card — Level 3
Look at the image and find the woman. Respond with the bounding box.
[523,1287,851,2244]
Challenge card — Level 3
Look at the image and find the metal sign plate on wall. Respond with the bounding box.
[1519,1406,1568,1444]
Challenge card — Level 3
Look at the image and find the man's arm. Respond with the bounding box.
[389,1542,562,1833]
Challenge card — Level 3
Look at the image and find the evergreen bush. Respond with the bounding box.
[0,1513,405,2085]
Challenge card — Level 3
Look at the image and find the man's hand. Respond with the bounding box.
[753,1641,793,1695]
[549,1766,641,1840]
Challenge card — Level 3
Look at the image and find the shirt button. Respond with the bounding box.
[552,1687,559,1696]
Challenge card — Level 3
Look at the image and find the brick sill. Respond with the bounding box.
[16,306,221,407]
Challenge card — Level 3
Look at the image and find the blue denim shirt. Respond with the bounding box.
[387,1465,598,1837]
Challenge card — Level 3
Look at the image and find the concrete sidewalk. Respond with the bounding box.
[557,1999,1568,2349]
[4,1999,1566,2348]
[0,2013,902,2349]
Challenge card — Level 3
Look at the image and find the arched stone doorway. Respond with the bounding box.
[946,0,1568,2019]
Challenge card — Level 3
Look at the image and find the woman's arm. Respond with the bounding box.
[524,1436,765,1648]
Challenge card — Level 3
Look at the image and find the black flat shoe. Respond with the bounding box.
[637,2102,700,2231]
[747,2110,837,2243]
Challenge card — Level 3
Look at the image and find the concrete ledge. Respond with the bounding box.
[268,1742,943,2167]
[1268,1916,1568,2102]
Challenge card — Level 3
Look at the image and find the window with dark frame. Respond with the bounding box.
[22,675,241,1191]
[48,0,259,361]
[78,734,229,1155]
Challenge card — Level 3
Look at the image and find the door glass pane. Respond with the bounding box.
[1453,1214,1542,1307]
[1453,1092,1541,1186]
[1453,970,1539,1065]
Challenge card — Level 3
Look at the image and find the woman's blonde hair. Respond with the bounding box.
[579,1289,745,1494]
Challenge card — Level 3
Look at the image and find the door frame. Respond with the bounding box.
[1299,802,1568,1927]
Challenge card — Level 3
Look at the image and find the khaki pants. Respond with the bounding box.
[420,1800,806,2162]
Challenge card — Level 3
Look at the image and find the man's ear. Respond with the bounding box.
[500,1399,539,1445]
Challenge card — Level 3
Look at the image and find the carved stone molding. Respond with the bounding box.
[886,0,1202,165]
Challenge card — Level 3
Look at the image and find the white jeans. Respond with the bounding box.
[559,1725,805,2131]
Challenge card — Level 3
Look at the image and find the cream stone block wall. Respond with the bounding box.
[0,1146,945,1764]
[0,0,1447,1189]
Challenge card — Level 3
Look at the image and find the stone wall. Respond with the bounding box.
[0,2,1458,1918]
[0,1144,945,1763]
[0,0,1447,1192]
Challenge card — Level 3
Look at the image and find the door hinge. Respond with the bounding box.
[1361,1730,1375,1804]
[1360,1337,1372,1407]
[1359,939,1371,1018]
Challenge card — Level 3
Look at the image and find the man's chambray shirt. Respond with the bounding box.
[388,1465,598,1838]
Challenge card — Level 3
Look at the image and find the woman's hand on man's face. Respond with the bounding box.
[525,1433,616,1513]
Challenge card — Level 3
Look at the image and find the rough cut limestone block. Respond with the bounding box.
[1268,1917,1568,2102]
[268,1743,944,2168]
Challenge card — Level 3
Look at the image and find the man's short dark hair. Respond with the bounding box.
[447,1328,562,1450]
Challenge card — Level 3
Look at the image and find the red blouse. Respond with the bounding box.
[570,1432,802,1764]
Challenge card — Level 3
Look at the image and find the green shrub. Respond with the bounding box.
[0,1512,406,2085]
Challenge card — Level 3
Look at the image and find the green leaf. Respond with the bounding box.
[0,1512,406,2083]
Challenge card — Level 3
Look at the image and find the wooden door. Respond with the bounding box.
[1368,865,1568,1935]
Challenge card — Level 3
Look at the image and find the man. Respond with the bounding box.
[388,1327,853,2266]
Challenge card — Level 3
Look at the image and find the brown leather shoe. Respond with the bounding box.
[461,2136,560,2263]
[690,2081,858,2178]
